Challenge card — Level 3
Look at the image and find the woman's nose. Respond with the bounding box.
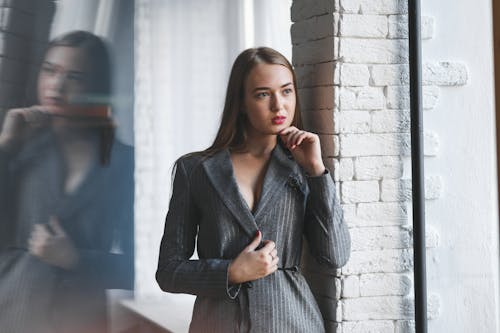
[271,93,283,112]
[49,73,67,93]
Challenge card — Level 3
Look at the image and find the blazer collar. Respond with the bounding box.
[201,143,303,238]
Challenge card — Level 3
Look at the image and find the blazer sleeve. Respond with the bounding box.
[303,170,351,268]
[156,158,239,299]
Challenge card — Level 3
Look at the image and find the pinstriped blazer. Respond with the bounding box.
[156,143,350,333]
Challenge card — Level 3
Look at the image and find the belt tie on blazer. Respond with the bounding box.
[242,265,300,289]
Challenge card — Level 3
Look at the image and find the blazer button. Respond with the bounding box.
[288,176,300,188]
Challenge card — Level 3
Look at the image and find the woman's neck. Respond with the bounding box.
[240,132,277,157]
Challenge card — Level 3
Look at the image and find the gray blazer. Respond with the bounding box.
[156,143,350,333]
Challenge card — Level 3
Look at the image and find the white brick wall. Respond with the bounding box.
[339,14,388,38]
[291,2,467,331]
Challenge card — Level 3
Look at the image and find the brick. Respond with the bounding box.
[341,180,380,203]
[340,0,408,14]
[339,0,361,14]
[380,176,443,201]
[339,110,371,133]
[395,320,415,333]
[302,109,335,134]
[291,0,335,22]
[340,38,409,64]
[388,15,434,39]
[339,14,388,38]
[333,134,340,156]
[339,87,385,110]
[298,86,334,110]
[385,85,439,110]
[293,37,337,66]
[291,13,336,44]
[371,110,410,133]
[340,64,370,86]
[355,156,403,180]
[296,62,335,88]
[370,64,409,86]
[342,296,413,320]
[342,275,360,298]
[423,62,468,86]
[357,202,408,222]
[330,158,339,180]
[339,158,354,180]
[359,273,412,296]
[341,204,357,221]
[350,226,411,251]
[340,133,410,157]
[319,134,338,157]
[343,249,413,275]
[342,320,394,333]
[379,296,439,330]
[369,62,467,86]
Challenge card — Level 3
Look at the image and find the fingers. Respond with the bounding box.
[244,230,262,252]
[259,239,275,253]
[28,224,51,254]
[279,127,315,150]
[48,216,66,236]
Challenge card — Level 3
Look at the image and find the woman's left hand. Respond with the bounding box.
[28,216,79,270]
[279,127,326,176]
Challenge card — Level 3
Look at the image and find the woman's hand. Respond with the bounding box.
[28,216,79,270]
[228,231,279,284]
[0,106,52,152]
[279,126,326,176]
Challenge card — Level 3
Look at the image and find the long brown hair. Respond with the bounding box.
[204,47,302,156]
[44,30,114,165]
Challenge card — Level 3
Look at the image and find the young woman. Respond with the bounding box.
[156,47,350,332]
[0,31,134,333]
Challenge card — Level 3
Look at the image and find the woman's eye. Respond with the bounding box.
[41,65,55,74]
[283,88,294,95]
[67,73,84,81]
[256,92,269,99]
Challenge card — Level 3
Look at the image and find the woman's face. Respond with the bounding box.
[243,63,296,137]
[37,46,89,111]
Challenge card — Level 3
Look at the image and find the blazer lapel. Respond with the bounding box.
[253,144,303,219]
[202,149,259,238]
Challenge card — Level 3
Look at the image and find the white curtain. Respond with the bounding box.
[134,0,293,301]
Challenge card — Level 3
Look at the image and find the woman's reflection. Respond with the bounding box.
[0,30,134,333]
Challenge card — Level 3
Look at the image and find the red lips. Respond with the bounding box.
[272,116,286,125]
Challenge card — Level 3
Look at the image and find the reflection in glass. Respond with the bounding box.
[0,31,134,333]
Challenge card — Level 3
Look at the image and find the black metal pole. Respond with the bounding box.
[408,0,428,332]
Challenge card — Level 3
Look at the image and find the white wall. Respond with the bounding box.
[422,0,500,331]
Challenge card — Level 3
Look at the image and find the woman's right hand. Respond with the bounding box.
[228,231,279,284]
[0,106,51,151]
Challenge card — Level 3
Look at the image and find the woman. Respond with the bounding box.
[0,31,134,333]
[156,47,350,332]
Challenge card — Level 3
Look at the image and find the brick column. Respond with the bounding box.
[291,0,467,332]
